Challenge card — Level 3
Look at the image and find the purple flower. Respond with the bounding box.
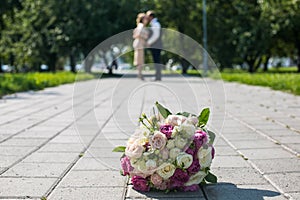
[185,147,197,158]
[121,156,133,176]
[160,124,173,139]
[194,130,208,150]
[170,169,189,188]
[187,159,200,174]
[131,176,150,192]
[211,145,215,159]
[183,184,200,192]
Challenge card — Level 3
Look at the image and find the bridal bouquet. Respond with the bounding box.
[113,102,217,192]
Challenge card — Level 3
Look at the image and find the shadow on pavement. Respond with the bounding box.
[204,182,281,200]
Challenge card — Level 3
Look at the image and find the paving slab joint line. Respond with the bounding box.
[211,117,289,200]
[0,85,112,145]
[242,102,300,134]
[227,112,299,157]
[44,95,126,198]
[122,176,130,200]
[200,185,209,200]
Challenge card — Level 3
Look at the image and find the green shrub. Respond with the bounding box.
[0,72,94,98]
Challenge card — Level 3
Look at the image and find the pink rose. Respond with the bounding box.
[121,156,134,176]
[156,180,169,190]
[159,124,173,139]
[131,176,150,192]
[166,115,187,126]
[150,131,167,149]
[125,142,144,158]
[150,173,163,186]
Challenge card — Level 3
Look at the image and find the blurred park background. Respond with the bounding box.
[0,0,299,97]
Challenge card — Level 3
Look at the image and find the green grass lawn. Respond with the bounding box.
[0,72,94,98]
[187,67,300,95]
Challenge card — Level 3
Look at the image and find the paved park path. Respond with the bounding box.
[0,74,299,200]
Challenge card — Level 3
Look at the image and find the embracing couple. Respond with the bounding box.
[133,11,162,81]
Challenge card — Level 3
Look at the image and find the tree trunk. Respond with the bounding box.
[0,57,3,73]
[48,53,57,73]
[70,53,76,73]
[180,58,189,74]
[297,51,300,73]
[263,55,270,72]
[83,53,94,73]
[248,59,255,73]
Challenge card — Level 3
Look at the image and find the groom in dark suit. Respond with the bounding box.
[146,10,162,81]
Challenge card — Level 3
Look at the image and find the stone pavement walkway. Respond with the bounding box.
[0,74,299,200]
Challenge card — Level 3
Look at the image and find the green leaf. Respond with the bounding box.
[176,112,196,117]
[204,171,217,183]
[207,130,216,145]
[198,108,210,127]
[155,102,172,118]
[112,146,126,152]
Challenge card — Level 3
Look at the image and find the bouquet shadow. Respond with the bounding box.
[203,182,281,200]
[128,182,281,200]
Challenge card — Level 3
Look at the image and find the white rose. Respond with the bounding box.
[146,159,157,170]
[166,115,187,126]
[157,163,176,180]
[198,146,213,169]
[184,171,207,186]
[169,148,181,160]
[166,140,175,149]
[174,137,187,149]
[136,160,147,172]
[176,152,193,169]
[178,123,195,139]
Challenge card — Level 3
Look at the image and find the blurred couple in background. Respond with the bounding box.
[133,11,162,81]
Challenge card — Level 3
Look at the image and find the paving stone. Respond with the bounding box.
[2,162,70,177]
[0,138,47,147]
[0,155,21,168]
[214,146,238,156]
[14,130,58,138]
[91,138,127,148]
[72,157,112,171]
[22,152,79,163]
[48,187,125,200]
[266,172,300,193]
[214,138,228,147]
[210,167,268,185]
[271,135,300,144]
[231,140,280,149]
[239,148,294,159]
[284,143,300,154]
[50,135,92,144]
[87,147,123,158]
[0,177,56,197]
[222,133,264,141]
[211,156,250,168]
[38,143,85,152]
[0,146,35,156]
[59,170,127,187]
[204,183,285,200]
[253,158,300,174]
[127,185,205,199]
[288,192,300,200]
